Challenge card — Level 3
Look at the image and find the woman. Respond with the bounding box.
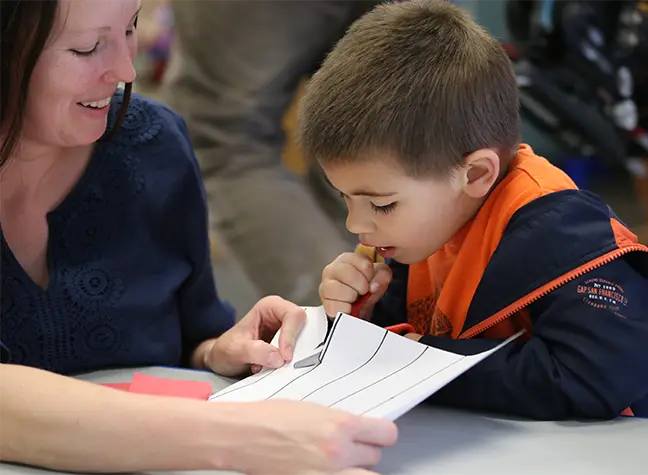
[0,1,397,474]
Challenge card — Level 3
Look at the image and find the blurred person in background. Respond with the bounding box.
[163,0,378,306]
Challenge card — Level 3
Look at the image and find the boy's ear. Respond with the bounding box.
[459,148,501,198]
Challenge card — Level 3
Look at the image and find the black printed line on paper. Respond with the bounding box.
[298,331,389,401]
[326,345,429,409]
[358,355,468,416]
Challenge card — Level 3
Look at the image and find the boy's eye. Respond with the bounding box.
[371,202,397,215]
[338,190,396,214]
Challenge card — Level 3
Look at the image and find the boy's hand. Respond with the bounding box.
[320,252,392,319]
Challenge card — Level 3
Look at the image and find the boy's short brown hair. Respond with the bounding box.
[297,0,520,178]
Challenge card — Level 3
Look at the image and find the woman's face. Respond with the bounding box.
[24,0,140,149]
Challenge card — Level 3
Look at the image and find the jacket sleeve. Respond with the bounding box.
[370,259,410,328]
[419,255,648,420]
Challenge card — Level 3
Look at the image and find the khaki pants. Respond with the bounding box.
[163,1,377,304]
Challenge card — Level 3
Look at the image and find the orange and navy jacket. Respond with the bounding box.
[369,144,648,420]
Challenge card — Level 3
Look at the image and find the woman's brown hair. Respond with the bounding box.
[0,0,132,169]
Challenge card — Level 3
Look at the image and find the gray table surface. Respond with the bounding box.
[2,366,646,475]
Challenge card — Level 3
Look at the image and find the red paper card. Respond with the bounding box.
[101,382,132,391]
[128,373,212,400]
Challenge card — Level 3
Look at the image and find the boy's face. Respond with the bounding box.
[322,153,495,264]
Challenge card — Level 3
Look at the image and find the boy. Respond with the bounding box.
[298,0,648,420]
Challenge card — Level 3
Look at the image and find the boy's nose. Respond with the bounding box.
[346,212,375,235]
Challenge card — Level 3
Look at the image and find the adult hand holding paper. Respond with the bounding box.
[203,296,309,377]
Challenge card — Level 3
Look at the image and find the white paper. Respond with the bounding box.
[209,306,522,420]
[208,306,329,400]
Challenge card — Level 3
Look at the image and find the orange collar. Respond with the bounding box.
[407,145,578,338]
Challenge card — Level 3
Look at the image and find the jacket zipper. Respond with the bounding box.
[460,245,648,339]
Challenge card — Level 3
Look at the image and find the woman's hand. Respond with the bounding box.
[206,295,306,377]
[222,399,398,475]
